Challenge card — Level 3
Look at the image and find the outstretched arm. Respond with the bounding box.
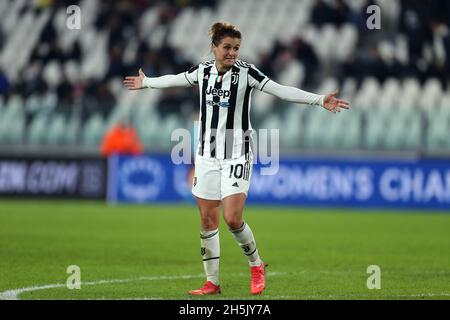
[262,80,350,113]
[123,68,192,90]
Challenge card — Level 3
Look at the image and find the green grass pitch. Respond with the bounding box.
[0,200,449,300]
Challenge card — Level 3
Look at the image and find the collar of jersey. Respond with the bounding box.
[211,60,237,75]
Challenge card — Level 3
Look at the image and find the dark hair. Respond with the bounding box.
[209,22,241,46]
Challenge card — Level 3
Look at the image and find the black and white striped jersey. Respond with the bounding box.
[185,60,270,160]
[143,59,323,158]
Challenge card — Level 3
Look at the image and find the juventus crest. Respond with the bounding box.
[231,73,239,85]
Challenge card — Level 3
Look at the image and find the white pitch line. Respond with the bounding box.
[2,271,449,300]
[130,293,450,300]
[0,272,287,300]
[0,283,66,300]
[301,292,450,299]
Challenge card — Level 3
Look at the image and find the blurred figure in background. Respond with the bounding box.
[100,117,143,156]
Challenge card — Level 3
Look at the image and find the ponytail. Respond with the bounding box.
[208,22,241,46]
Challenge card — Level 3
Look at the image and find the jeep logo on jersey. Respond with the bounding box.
[205,87,231,98]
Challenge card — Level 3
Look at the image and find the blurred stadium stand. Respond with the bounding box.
[0,0,449,155]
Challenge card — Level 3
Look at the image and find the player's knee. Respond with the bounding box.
[200,214,219,230]
[223,215,243,230]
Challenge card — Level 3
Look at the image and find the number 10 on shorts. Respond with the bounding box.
[229,163,251,181]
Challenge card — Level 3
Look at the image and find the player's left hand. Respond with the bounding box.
[322,91,350,113]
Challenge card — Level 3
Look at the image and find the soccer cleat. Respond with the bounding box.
[188,281,221,295]
[250,263,268,295]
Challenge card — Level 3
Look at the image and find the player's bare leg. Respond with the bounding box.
[189,197,222,295]
[222,193,267,295]
[197,197,220,231]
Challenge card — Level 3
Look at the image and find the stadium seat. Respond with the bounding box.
[426,107,450,151]
[252,90,275,118]
[43,61,63,88]
[337,24,358,63]
[45,115,66,145]
[378,78,400,110]
[82,113,105,147]
[137,112,164,150]
[419,79,443,120]
[303,108,327,148]
[317,77,339,95]
[27,114,48,145]
[337,110,361,149]
[64,60,81,85]
[3,110,25,145]
[378,40,396,65]
[64,116,81,145]
[364,110,388,149]
[341,78,357,101]
[158,115,181,150]
[280,106,303,148]
[260,114,282,130]
[384,111,421,150]
[277,61,305,87]
[357,77,381,110]
[400,78,421,110]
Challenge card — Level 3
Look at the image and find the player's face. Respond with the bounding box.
[213,37,241,70]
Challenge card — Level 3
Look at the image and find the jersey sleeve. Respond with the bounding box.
[248,65,270,91]
[184,65,199,87]
[261,80,324,106]
[143,72,192,88]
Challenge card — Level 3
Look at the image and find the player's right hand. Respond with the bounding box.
[123,68,145,90]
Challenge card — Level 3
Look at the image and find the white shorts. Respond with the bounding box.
[192,153,253,200]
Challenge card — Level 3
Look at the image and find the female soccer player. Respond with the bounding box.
[124,22,349,295]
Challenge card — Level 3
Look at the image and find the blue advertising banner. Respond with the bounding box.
[107,154,192,203]
[248,156,450,210]
[107,154,450,210]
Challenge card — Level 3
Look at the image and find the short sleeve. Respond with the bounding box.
[248,66,270,91]
[184,65,199,87]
